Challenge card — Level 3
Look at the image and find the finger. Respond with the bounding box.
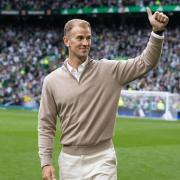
[165,16,169,24]
[163,15,169,23]
[164,17,167,23]
[159,13,165,22]
[51,168,56,180]
[158,13,167,23]
[42,175,51,180]
[43,174,51,180]
[51,174,56,180]
[154,11,160,21]
[159,15,164,22]
[146,7,152,18]
[162,16,168,23]
[160,16,166,23]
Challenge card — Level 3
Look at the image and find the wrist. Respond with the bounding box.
[42,164,51,169]
[152,27,164,36]
[153,31,164,36]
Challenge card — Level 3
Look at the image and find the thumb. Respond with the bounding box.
[146,7,152,18]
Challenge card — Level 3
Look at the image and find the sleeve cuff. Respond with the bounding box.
[40,156,52,168]
[151,31,164,40]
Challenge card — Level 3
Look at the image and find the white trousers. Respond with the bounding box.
[58,148,117,180]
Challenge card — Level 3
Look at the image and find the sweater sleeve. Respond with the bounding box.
[113,33,164,86]
[38,77,57,167]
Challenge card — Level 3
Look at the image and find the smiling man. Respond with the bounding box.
[38,8,169,180]
[64,20,91,66]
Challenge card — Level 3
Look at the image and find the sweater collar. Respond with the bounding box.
[63,56,93,70]
[66,58,88,73]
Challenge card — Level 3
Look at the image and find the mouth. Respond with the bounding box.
[79,48,89,52]
[80,47,88,50]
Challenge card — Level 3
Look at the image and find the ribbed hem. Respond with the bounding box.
[62,139,113,156]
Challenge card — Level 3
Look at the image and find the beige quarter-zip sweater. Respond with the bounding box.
[38,34,163,167]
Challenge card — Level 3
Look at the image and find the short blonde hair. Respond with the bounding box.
[64,19,91,36]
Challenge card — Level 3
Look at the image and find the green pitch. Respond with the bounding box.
[0,109,180,180]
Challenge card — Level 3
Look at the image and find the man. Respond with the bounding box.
[38,8,169,180]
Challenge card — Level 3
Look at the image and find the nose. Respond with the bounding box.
[82,39,89,46]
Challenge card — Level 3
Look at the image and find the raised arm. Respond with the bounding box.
[113,8,169,86]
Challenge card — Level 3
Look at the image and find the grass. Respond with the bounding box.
[0,109,180,180]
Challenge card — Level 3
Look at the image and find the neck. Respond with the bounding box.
[67,56,87,69]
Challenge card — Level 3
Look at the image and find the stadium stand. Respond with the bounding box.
[0,1,179,107]
[0,0,179,10]
[0,22,179,106]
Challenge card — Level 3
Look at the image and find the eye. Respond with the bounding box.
[77,36,83,40]
[87,36,91,40]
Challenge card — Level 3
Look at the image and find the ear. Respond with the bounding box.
[63,36,69,47]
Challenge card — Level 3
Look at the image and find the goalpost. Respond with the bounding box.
[117,90,180,121]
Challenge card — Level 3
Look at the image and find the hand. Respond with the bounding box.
[42,165,56,180]
[147,7,169,32]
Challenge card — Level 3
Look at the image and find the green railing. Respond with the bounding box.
[61,5,180,15]
[0,5,179,16]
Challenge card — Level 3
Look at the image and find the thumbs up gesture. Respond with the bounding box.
[147,7,169,32]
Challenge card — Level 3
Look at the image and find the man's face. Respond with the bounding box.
[64,25,91,60]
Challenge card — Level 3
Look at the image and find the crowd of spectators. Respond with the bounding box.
[92,25,179,94]
[0,0,179,10]
[0,23,179,106]
[0,25,65,106]
[122,0,180,6]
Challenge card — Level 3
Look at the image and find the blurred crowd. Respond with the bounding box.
[0,0,179,10]
[122,0,180,6]
[0,24,179,106]
[0,26,64,106]
[92,25,179,94]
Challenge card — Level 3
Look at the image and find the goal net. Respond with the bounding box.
[117,90,180,121]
